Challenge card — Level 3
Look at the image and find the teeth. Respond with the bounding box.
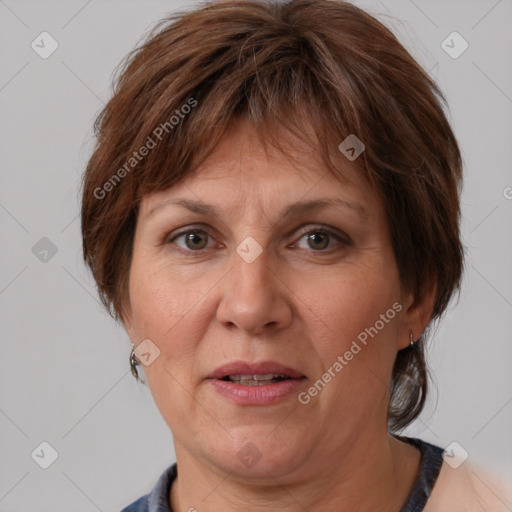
[231,374,282,381]
[227,374,288,385]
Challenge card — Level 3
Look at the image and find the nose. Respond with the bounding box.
[216,246,293,335]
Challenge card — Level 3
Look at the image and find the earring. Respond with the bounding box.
[130,343,140,380]
[410,332,415,346]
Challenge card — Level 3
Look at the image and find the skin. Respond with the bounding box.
[122,117,436,511]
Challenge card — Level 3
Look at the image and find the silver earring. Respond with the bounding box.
[130,343,140,380]
[410,332,415,346]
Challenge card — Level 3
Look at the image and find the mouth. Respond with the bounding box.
[206,361,306,404]
[207,360,305,382]
[218,374,296,385]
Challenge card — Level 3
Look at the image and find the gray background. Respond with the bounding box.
[1,0,511,510]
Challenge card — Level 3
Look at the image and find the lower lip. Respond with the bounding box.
[207,378,306,405]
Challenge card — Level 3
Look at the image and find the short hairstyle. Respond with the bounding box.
[80,0,464,431]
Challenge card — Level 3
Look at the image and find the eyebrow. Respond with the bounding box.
[145,197,369,221]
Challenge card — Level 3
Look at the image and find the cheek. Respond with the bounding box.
[300,257,402,404]
[306,261,400,347]
[128,261,204,416]
[127,256,202,367]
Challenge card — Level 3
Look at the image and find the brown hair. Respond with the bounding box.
[80,0,464,431]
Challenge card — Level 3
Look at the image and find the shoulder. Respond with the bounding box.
[425,460,512,512]
[119,463,177,512]
[120,494,149,512]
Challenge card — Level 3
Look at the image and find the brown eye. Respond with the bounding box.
[306,231,330,250]
[172,230,211,250]
[295,228,348,252]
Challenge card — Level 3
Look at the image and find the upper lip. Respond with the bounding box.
[207,361,305,379]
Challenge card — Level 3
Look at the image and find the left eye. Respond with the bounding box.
[295,229,345,251]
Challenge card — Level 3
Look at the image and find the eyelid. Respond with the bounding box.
[293,224,351,243]
[165,224,217,247]
[165,223,351,252]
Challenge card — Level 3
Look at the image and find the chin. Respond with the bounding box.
[200,428,309,481]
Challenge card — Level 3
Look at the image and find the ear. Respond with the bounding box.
[397,280,437,350]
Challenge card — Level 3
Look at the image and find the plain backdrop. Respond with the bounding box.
[1,0,511,511]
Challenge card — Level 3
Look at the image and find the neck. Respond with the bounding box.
[170,431,421,512]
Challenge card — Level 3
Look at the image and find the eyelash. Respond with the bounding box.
[165,224,351,254]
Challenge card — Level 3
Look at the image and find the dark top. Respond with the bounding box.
[120,436,444,511]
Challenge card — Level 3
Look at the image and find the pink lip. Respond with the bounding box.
[206,360,306,405]
[208,378,306,405]
[207,360,305,380]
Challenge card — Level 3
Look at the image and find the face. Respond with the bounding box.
[123,118,417,481]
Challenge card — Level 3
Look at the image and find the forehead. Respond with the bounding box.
[139,117,376,217]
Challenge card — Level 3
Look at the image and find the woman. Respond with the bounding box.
[80,1,511,510]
